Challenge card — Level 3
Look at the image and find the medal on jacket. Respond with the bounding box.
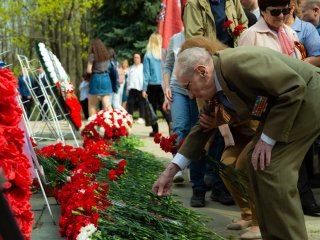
[252,96,268,118]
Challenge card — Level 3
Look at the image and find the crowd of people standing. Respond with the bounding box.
[81,34,173,137]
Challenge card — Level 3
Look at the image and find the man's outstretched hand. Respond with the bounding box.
[152,163,180,196]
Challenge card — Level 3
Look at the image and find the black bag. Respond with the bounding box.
[109,62,120,93]
[144,98,158,126]
[84,73,92,82]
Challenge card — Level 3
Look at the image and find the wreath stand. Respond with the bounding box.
[19,119,57,225]
[17,54,80,147]
[16,55,81,225]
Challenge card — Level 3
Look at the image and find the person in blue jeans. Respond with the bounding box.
[163,30,233,207]
[163,31,199,184]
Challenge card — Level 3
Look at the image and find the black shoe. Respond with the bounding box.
[149,132,157,137]
[210,189,235,205]
[190,189,206,208]
[302,202,320,217]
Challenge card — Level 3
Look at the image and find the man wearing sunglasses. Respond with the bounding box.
[301,0,320,35]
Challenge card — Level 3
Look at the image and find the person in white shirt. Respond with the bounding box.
[126,52,145,123]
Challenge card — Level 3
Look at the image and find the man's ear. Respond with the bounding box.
[195,65,206,77]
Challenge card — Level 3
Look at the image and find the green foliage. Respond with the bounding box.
[94,137,226,240]
[92,0,161,61]
[0,0,102,77]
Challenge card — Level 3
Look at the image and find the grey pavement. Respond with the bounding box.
[30,120,320,239]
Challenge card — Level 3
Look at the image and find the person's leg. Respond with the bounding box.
[206,131,234,205]
[189,151,208,207]
[170,92,198,142]
[147,86,159,134]
[137,90,145,119]
[155,86,172,133]
[22,97,32,119]
[88,94,98,117]
[221,136,261,239]
[101,95,111,111]
[118,83,124,106]
[80,99,89,119]
[127,89,136,116]
[298,145,320,216]
[188,98,199,127]
[247,131,318,240]
[170,92,199,184]
[111,91,125,111]
[220,134,253,228]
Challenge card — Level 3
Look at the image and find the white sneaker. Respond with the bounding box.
[173,171,185,184]
[136,118,145,124]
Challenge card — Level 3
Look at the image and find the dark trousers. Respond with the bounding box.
[298,145,317,206]
[21,96,32,118]
[146,85,171,133]
[38,96,48,120]
[190,131,227,192]
[80,98,89,120]
[128,89,145,119]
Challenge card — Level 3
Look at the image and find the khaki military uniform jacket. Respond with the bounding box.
[179,46,320,160]
[183,0,248,46]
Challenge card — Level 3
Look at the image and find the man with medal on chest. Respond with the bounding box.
[152,44,320,240]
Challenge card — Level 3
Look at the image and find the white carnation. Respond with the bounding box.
[76,224,97,240]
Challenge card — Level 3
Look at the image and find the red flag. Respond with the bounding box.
[158,0,187,49]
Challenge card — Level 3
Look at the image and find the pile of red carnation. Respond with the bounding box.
[36,139,128,239]
[0,67,34,239]
[153,133,184,154]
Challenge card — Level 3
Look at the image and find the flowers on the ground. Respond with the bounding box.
[223,20,245,38]
[0,67,34,239]
[35,138,127,239]
[81,109,133,141]
[36,141,114,189]
[153,133,184,154]
[58,172,110,240]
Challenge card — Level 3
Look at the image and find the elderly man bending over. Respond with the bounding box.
[152,46,320,240]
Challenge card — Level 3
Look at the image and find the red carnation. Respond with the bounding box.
[154,133,162,144]
[117,159,127,170]
[223,20,233,29]
[108,169,117,181]
[57,165,66,173]
[233,25,245,37]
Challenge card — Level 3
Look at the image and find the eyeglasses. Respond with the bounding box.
[268,7,291,16]
[184,80,191,91]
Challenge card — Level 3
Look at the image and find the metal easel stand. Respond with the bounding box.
[35,169,56,225]
[18,100,57,225]
[17,55,80,146]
